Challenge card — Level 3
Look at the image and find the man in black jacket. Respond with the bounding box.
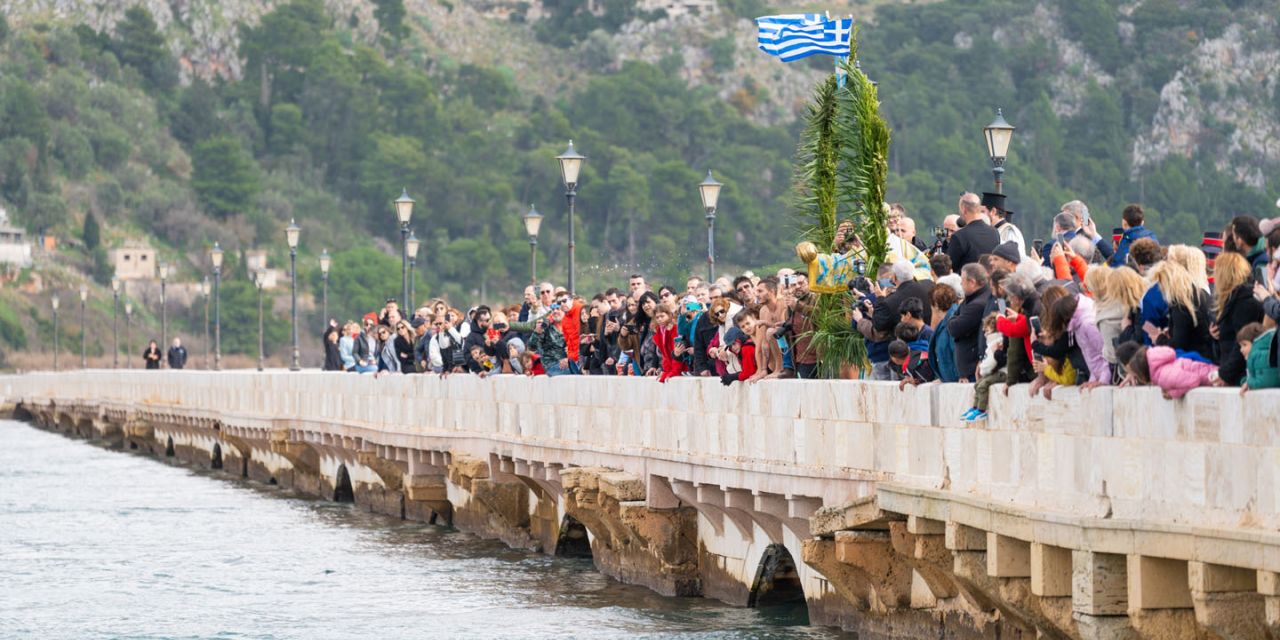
[462,306,495,371]
[167,337,188,369]
[946,192,1001,270]
[948,263,992,382]
[872,260,934,334]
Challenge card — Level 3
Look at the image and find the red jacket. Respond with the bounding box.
[654,323,688,382]
[996,313,1034,364]
[562,299,584,362]
[736,340,757,381]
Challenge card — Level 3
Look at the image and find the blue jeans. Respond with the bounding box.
[350,364,376,374]
[544,359,574,377]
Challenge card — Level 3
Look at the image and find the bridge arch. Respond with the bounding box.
[748,543,807,615]
[164,436,175,457]
[554,514,592,558]
[333,464,355,503]
[211,443,223,470]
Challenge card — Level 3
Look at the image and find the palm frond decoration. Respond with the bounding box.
[834,56,891,275]
[791,32,892,379]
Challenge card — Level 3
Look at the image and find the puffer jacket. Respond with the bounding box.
[1068,295,1111,384]
[1093,301,1128,365]
[1147,346,1217,399]
[654,324,687,382]
[1247,329,1280,390]
[929,304,960,382]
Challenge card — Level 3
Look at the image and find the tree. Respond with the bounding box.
[170,78,220,147]
[0,77,49,150]
[373,0,408,41]
[112,6,178,91]
[267,102,306,154]
[82,212,101,249]
[315,246,400,323]
[192,136,261,218]
[216,280,289,355]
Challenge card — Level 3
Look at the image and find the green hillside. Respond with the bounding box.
[0,0,1278,360]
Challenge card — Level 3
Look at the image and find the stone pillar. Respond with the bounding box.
[561,467,700,597]
[1189,561,1267,639]
[447,454,538,550]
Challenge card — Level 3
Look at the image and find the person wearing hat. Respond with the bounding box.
[946,192,1001,270]
[1108,204,1159,268]
[990,240,1022,272]
[983,192,1026,258]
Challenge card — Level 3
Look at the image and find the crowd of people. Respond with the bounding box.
[319,192,1280,417]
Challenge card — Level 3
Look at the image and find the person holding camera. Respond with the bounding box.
[871,260,934,335]
[428,314,466,374]
[530,304,574,377]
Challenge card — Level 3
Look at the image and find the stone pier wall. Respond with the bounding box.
[4,371,1280,638]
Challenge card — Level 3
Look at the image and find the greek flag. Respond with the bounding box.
[756,14,854,62]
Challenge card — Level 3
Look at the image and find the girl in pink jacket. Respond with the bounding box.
[1116,343,1218,399]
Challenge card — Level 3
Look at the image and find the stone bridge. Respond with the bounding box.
[3,371,1279,639]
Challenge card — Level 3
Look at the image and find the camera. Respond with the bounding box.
[933,226,947,240]
[851,257,868,276]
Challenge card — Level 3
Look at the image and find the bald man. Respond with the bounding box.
[946,192,1000,270]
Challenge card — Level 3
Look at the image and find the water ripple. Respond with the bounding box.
[0,421,848,640]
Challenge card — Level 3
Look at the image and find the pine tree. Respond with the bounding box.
[191,136,261,219]
[82,212,100,250]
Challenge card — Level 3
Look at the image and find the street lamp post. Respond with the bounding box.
[111,275,120,369]
[201,277,210,370]
[319,249,331,329]
[556,140,585,295]
[158,262,169,367]
[523,204,543,284]
[254,270,265,372]
[698,171,723,283]
[51,294,60,371]
[124,299,133,369]
[211,243,223,371]
[286,219,301,371]
[79,284,87,369]
[406,231,420,307]
[983,108,1015,194]
[394,189,414,310]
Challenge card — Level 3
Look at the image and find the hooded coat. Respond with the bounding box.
[1147,346,1217,398]
[1068,295,1111,384]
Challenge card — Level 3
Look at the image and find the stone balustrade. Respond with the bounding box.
[4,370,1279,639]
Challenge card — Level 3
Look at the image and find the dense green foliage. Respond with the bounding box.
[863,0,1279,243]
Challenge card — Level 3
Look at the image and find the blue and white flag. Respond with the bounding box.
[756,14,853,62]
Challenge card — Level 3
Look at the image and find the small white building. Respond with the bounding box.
[110,241,157,280]
[0,207,32,269]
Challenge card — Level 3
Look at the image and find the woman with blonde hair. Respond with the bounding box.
[1165,244,1210,293]
[1085,265,1123,366]
[1141,260,1213,358]
[1211,251,1264,385]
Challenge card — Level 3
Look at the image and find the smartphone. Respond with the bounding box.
[1029,315,1042,335]
[997,299,1007,315]
[1032,239,1044,255]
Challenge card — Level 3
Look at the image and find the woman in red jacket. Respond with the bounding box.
[653,304,688,382]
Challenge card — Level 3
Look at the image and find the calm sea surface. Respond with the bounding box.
[0,421,847,639]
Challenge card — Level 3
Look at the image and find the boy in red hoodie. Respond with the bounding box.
[720,308,759,385]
